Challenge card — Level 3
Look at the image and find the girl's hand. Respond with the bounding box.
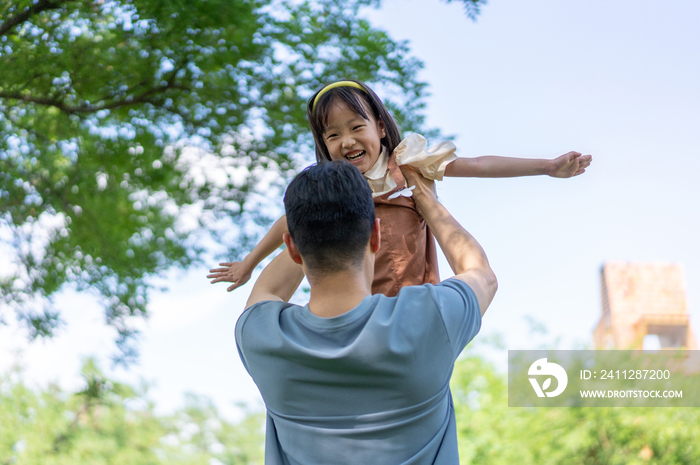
[207,261,253,292]
[549,152,592,178]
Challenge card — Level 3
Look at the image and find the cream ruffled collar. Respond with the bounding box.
[363,146,389,181]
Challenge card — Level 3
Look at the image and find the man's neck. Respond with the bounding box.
[306,269,373,318]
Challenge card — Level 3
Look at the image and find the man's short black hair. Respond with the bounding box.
[284,161,375,274]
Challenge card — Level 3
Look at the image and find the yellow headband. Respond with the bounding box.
[312,81,366,114]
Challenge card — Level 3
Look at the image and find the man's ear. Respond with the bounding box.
[370,218,381,253]
[283,233,303,265]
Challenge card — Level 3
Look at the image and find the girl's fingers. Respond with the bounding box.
[208,273,230,280]
[227,282,243,292]
[209,267,229,273]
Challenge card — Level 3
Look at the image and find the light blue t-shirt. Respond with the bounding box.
[236,279,481,464]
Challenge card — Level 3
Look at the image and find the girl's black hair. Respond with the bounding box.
[307,80,402,163]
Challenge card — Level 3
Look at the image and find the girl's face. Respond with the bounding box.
[322,102,386,174]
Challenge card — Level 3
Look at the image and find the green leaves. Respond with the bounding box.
[0,359,265,464]
[444,0,488,21]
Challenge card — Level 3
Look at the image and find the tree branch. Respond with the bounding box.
[0,0,68,37]
[0,80,189,114]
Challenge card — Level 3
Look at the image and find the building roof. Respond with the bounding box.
[602,262,688,318]
[594,261,696,349]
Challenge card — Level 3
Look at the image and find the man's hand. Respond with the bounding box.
[400,165,436,207]
[548,152,592,178]
[208,260,253,292]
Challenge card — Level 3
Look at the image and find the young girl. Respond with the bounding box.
[208,80,591,296]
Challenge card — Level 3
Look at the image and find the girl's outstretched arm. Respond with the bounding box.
[443,151,592,178]
[208,215,288,292]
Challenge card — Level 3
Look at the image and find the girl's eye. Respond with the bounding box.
[353,125,364,131]
[325,133,337,139]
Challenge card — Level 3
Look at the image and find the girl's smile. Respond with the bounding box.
[323,103,386,174]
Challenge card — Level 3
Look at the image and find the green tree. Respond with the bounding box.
[0,0,445,363]
[0,359,266,464]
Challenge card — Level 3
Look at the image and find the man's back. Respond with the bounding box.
[236,279,481,464]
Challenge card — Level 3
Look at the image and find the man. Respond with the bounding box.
[236,161,497,464]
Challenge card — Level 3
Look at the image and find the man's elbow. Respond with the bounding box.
[473,261,497,298]
[477,266,498,316]
[486,268,498,300]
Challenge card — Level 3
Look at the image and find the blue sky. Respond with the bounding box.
[1,0,699,420]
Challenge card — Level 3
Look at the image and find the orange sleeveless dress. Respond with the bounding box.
[367,133,458,296]
[372,191,441,297]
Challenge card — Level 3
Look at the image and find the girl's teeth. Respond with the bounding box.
[347,151,365,160]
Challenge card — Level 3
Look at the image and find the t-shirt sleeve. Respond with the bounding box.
[431,279,482,358]
[235,302,265,374]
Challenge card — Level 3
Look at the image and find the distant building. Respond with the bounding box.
[593,262,697,349]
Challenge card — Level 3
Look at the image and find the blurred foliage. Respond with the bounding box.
[452,352,700,465]
[447,0,487,20]
[0,359,265,464]
[3,352,698,465]
[0,0,452,364]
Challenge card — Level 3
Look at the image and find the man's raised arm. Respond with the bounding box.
[401,167,498,316]
[245,249,305,310]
